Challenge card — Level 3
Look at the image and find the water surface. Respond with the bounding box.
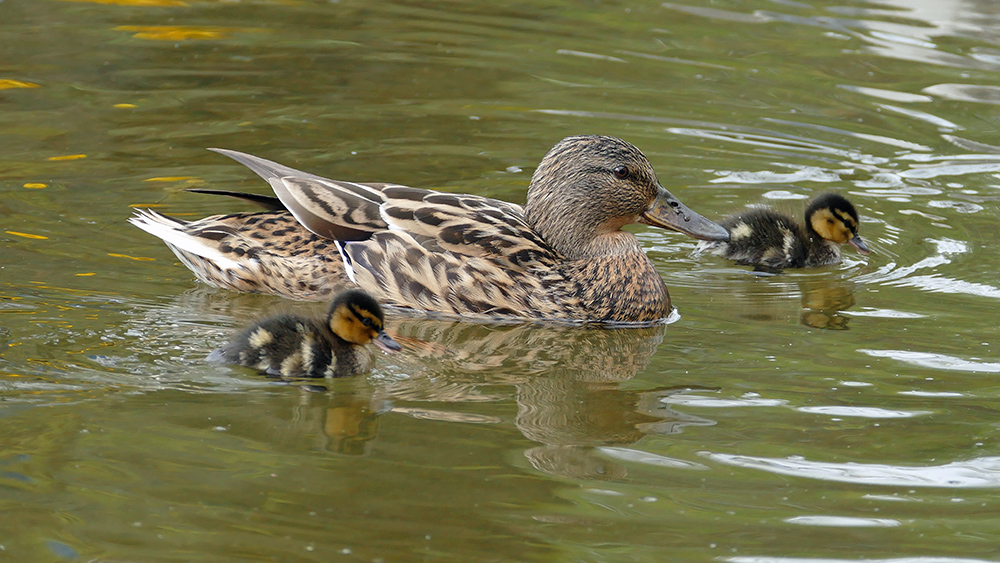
[2,0,1000,561]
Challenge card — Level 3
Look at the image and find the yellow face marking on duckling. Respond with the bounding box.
[351,305,384,331]
[248,327,274,348]
[810,208,853,245]
[329,303,380,345]
[729,222,753,241]
[833,208,856,229]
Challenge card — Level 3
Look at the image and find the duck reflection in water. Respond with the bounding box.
[141,289,718,466]
[210,379,389,456]
[384,318,716,480]
[709,276,858,330]
[799,279,856,330]
[207,318,714,467]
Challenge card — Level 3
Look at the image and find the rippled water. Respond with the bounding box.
[3,0,1000,561]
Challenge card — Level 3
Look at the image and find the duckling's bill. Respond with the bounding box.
[849,235,871,255]
[373,330,402,353]
[639,186,729,242]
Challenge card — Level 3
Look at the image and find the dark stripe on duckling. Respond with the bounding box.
[208,289,401,378]
[698,193,870,270]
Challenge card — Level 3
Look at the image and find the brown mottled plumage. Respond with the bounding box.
[208,289,401,378]
[130,135,729,324]
[697,193,871,270]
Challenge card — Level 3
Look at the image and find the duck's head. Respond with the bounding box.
[525,135,729,259]
[328,289,402,353]
[805,193,870,255]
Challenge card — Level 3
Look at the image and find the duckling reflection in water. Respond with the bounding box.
[698,193,870,270]
[208,289,401,378]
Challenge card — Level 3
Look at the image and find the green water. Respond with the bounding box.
[3,0,1000,560]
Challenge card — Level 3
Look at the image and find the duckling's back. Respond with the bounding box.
[209,315,374,378]
[703,207,809,269]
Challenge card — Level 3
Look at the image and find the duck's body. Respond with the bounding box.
[131,135,729,325]
[697,193,870,270]
[208,289,401,378]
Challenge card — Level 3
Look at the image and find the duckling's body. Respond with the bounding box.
[130,136,730,325]
[209,289,401,378]
[698,193,870,270]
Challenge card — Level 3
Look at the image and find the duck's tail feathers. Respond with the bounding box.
[185,188,286,211]
[128,209,244,271]
[208,148,332,184]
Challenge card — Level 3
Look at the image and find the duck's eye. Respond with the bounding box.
[827,218,835,225]
[361,318,374,329]
[613,165,629,179]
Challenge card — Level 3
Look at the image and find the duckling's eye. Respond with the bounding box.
[827,218,835,225]
[361,318,375,329]
[613,165,629,179]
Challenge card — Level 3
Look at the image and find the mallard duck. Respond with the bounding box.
[208,289,401,378]
[697,193,870,269]
[130,135,729,324]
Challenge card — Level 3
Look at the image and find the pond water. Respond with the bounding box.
[2,0,1000,560]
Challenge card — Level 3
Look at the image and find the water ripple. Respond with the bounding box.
[727,558,994,563]
[837,84,933,103]
[924,84,1000,105]
[853,238,1000,299]
[844,308,925,319]
[599,447,709,470]
[858,350,1000,373]
[660,395,788,408]
[784,515,903,527]
[706,453,1000,488]
[796,406,930,419]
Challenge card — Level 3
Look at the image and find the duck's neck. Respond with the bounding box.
[526,186,641,260]
[556,228,644,261]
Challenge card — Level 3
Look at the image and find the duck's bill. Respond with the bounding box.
[639,187,730,242]
[373,331,402,353]
[849,235,871,255]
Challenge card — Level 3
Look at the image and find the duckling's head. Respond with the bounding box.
[805,193,870,255]
[328,289,402,353]
[525,135,728,259]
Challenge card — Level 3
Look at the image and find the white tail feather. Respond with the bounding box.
[128,210,244,271]
[334,240,357,284]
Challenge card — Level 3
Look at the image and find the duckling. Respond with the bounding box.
[698,193,870,269]
[208,289,402,378]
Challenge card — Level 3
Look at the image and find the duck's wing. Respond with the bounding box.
[336,192,563,316]
[333,187,567,316]
[212,148,559,270]
[376,186,558,269]
[343,230,551,318]
[210,148,392,242]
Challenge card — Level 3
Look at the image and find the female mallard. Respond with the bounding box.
[130,135,729,324]
[208,289,401,378]
[697,193,870,270]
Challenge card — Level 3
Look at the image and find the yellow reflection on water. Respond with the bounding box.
[59,0,187,6]
[0,79,40,89]
[108,253,155,261]
[6,231,48,240]
[115,25,248,41]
